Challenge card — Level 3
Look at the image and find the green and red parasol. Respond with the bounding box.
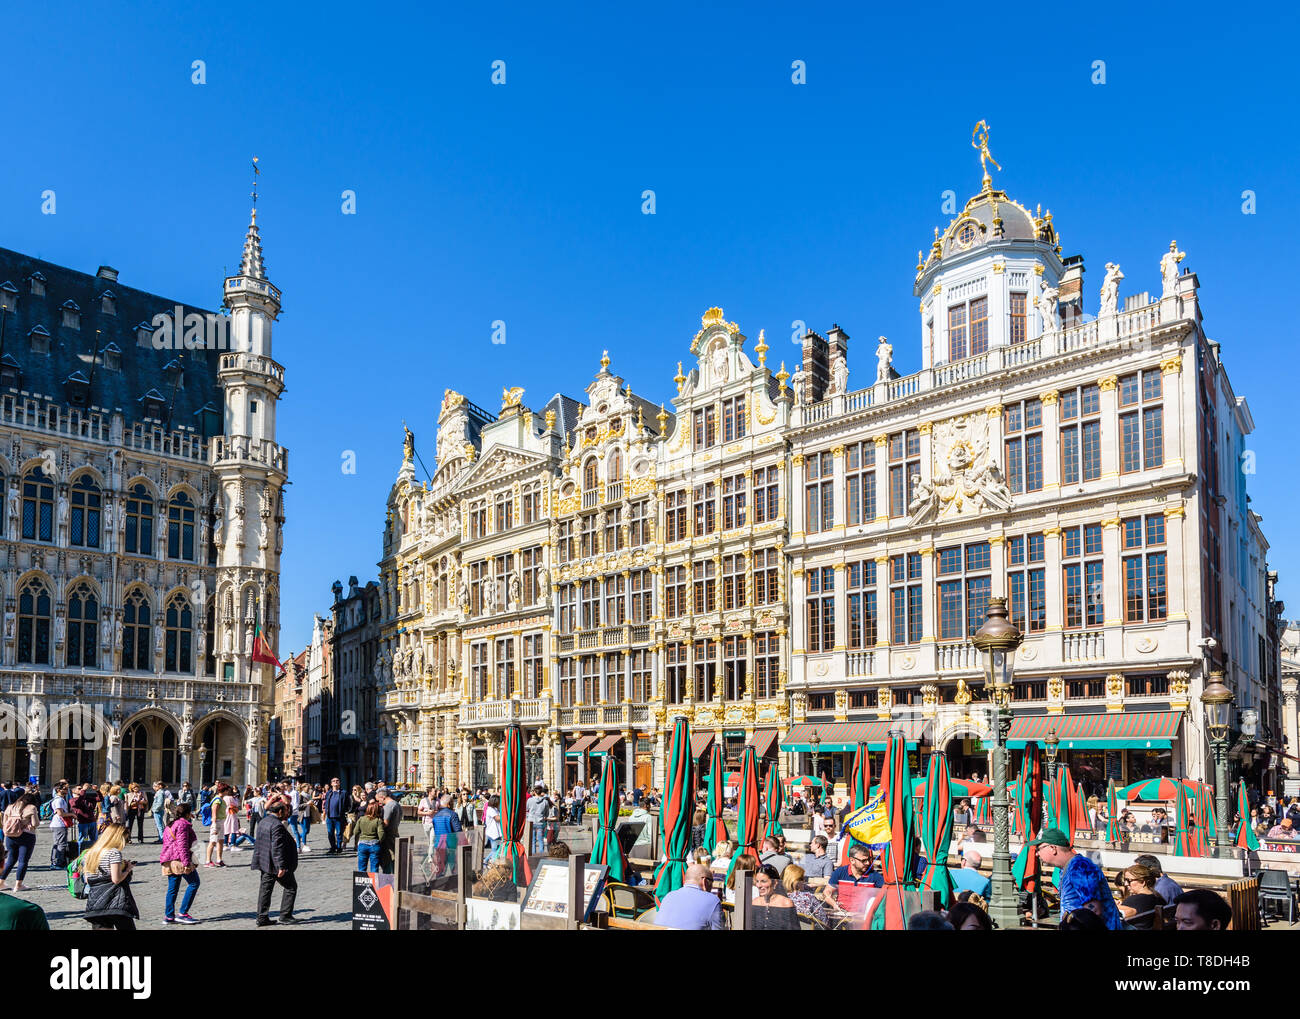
[1047,764,1073,848]
[703,742,728,853]
[590,752,628,884]
[651,715,694,899]
[763,760,785,839]
[1011,742,1043,893]
[879,730,917,929]
[1236,782,1259,852]
[919,750,956,907]
[727,745,761,880]
[840,741,872,865]
[1173,781,1196,857]
[1119,777,1184,801]
[498,723,531,885]
[1106,778,1121,844]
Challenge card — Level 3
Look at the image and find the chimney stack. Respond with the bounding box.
[96,265,119,282]
[1057,255,1085,326]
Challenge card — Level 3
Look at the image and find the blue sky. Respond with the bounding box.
[3,2,1297,653]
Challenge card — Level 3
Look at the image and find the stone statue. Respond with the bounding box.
[711,345,728,384]
[1160,240,1185,297]
[4,611,14,641]
[1099,262,1124,316]
[978,462,1014,513]
[828,349,848,395]
[458,572,469,608]
[875,336,892,382]
[790,367,806,405]
[57,492,69,531]
[509,573,521,605]
[6,482,18,536]
[537,568,551,598]
[54,616,64,645]
[483,578,496,612]
[373,654,384,683]
[413,645,423,675]
[403,424,415,462]
[1039,285,1059,335]
[393,651,404,679]
[196,625,206,659]
[114,618,124,649]
[907,477,939,525]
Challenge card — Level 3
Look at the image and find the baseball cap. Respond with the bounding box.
[1026,827,1071,849]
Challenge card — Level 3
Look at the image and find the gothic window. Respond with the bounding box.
[17,576,52,664]
[70,475,102,548]
[124,484,154,555]
[165,592,193,673]
[204,601,216,676]
[66,581,98,668]
[122,588,152,670]
[167,491,196,560]
[21,467,53,541]
[160,726,176,784]
[123,723,148,783]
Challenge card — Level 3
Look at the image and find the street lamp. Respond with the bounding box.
[1044,729,1059,783]
[436,740,444,791]
[198,743,208,786]
[1201,670,1234,859]
[971,595,1022,931]
[809,727,821,805]
[527,734,540,788]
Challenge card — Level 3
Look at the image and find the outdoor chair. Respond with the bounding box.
[1257,868,1295,923]
[604,881,657,919]
[634,905,658,924]
[797,911,827,931]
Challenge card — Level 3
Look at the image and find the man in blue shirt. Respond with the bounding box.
[1134,853,1182,904]
[824,845,883,910]
[1029,827,1123,930]
[655,864,725,929]
[949,848,992,898]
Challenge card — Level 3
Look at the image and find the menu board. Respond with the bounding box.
[519,859,608,920]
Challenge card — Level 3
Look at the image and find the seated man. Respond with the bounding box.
[1172,888,1232,931]
[1265,817,1299,841]
[800,834,837,880]
[655,864,725,930]
[823,844,882,910]
[949,848,992,898]
[758,836,792,876]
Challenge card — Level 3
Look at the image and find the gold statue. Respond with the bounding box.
[971,120,1001,189]
[501,386,525,410]
[955,676,974,707]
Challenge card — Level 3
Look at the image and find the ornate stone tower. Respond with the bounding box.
[212,206,288,782]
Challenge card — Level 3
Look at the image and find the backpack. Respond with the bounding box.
[213,796,227,821]
[2,804,26,838]
[67,850,89,899]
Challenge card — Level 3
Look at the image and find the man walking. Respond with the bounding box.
[375,787,401,873]
[151,781,169,842]
[1029,827,1123,930]
[251,796,299,926]
[47,781,75,869]
[71,783,99,852]
[525,782,550,854]
[322,777,349,855]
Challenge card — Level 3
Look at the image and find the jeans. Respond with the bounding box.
[289,815,310,847]
[356,842,381,872]
[165,870,200,917]
[256,869,298,921]
[1,832,36,881]
[77,822,97,849]
[325,817,344,851]
[231,832,255,847]
[530,824,548,854]
[153,811,166,841]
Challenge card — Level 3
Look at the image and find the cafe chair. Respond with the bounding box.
[1257,868,1296,924]
[603,881,657,919]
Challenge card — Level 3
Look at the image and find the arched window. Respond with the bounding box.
[70,475,101,548]
[124,484,154,555]
[122,588,151,670]
[167,491,195,560]
[583,458,598,492]
[123,722,148,783]
[608,449,623,481]
[66,581,98,668]
[204,602,216,676]
[21,468,53,541]
[160,726,176,784]
[165,591,193,673]
[17,576,52,664]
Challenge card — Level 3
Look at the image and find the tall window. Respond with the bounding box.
[754,548,778,606]
[1060,384,1102,484]
[580,655,599,704]
[557,584,576,634]
[580,579,600,628]
[520,546,541,605]
[493,490,513,532]
[21,468,54,541]
[1119,369,1164,473]
[722,396,746,442]
[692,560,716,614]
[889,553,923,645]
[804,451,834,532]
[693,482,717,536]
[847,560,878,649]
[806,566,835,653]
[521,483,541,524]
[124,484,154,555]
[556,520,574,563]
[722,473,746,530]
[522,633,543,698]
[605,652,624,703]
[722,554,746,610]
[754,632,778,699]
[629,499,650,546]
[1062,524,1104,628]
[468,500,487,539]
[845,441,877,525]
[1123,514,1168,622]
[888,430,921,517]
[1004,400,1043,495]
[603,574,625,625]
[936,541,991,641]
[470,642,488,700]
[494,638,514,698]
[968,296,989,355]
[492,553,514,611]
[579,514,597,557]
[167,491,196,561]
[948,302,967,361]
[723,636,746,699]
[123,723,148,783]
[665,490,687,542]
[17,576,52,664]
[122,588,151,670]
[604,506,623,552]
[666,642,687,703]
[1009,291,1027,344]
[70,476,102,548]
[665,566,686,619]
[630,569,652,623]
[693,406,717,449]
[630,648,652,703]
[752,465,779,524]
[164,592,193,673]
[583,459,598,497]
[558,657,576,706]
[693,640,715,701]
[1007,533,1047,633]
[66,581,99,667]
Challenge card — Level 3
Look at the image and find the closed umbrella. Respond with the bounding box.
[727,745,761,881]
[652,715,693,899]
[1011,742,1043,893]
[1173,781,1195,857]
[839,741,872,865]
[1236,783,1259,852]
[1106,778,1121,844]
[1047,765,1072,847]
[590,753,628,884]
[1072,781,1089,837]
[498,724,531,885]
[702,742,728,853]
[919,750,955,907]
[763,760,785,839]
[879,731,916,930]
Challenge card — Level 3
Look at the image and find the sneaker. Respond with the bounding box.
[216,861,227,867]
[278,916,302,925]
[162,917,175,924]
[203,862,216,868]
[177,914,199,924]
[255,918,277,927]
[301,845,311,852]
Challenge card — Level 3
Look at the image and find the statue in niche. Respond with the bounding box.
[1039,285,1059,335]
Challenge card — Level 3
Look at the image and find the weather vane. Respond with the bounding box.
[971,121,1000,190]
[251,156,260,207]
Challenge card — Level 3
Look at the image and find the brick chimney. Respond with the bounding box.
[801,328,829,403]
[1057,255,1085,326]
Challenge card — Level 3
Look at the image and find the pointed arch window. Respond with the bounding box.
[66,581,98,668]
[160,726,176,784]
[165,592,193,673]
[167,491,196,560]
[124,484,154,555]
[21,468,53,541]
[204,601,216,676]
[123,722,148,783]
[70,475,102,548]
[17,576,52,664]
[122,588,151,670]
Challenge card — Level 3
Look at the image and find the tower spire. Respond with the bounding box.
[240,156,267,280]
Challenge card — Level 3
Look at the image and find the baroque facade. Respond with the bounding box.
[0,206,287,789]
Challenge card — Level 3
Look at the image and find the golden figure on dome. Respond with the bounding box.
[971,120,1001,190]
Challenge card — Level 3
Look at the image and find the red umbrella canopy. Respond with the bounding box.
[1119,777,1184,801]
[1011,742,1043,893]
[879,731,917,930]
[734,746,761,866]
[498,724,531,885]
[1236,783,1259,852]
[764,761,785,838]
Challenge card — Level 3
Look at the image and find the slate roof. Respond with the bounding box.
[0,246,225,437]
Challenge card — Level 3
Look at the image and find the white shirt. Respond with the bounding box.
[49,795,69,829]
[484,805,503,840]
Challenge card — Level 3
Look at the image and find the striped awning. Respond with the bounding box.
[690,731,715,758]
[589,734,622,757]
[566,735,598,756]
[1008,711,1183,750]
[751,728,780,758]
[780,721,925,753]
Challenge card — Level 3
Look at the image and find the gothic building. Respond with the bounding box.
[0,205,287,789]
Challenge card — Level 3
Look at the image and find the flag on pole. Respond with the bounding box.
[252,625,283,669]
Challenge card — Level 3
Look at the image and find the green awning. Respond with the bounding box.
[780,721,924,753]
[1007,711,1181,750]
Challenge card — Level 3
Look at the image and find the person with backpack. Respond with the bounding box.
[0,792,41,891]
[205,782,228,868]
[48,780,76,870]
[71,783,99,851]
[81,823,139,931]
[159,802,201,924]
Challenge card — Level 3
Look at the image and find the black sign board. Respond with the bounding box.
[352,872,397,931]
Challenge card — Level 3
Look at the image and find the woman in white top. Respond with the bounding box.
[483,794,503,857]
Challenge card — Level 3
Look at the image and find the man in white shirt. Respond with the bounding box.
[48,781,75,867]
[570,782,587,824]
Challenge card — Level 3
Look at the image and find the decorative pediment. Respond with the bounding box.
[455,444,546,493]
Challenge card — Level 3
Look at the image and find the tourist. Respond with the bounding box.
[289,782,313,851]
[952,798,972,827]
[159,803,201,924]
[724,853,758,904]
[353,801,385,873]
[71,783,99,851]
[483,794,503,858]
[251,796,300,926]
[0,791,41,891]
[82,823,139,931]
[102,784,125,831]
[908,910,954,930]
[1265,817,1298,841]
[753,864,795,907]
[1172,888,1232,931]
[1117,864,1163,929]
[48,780,75,869]
[0,885,48,930]
[1059,907,1108,930]
[376,787,402,872]
[781,863,829,925]
[1133,854,1182,903]
[525,783,550,855]
[123,783,146,844]
[1148,807,1170,842]
[810,807,826,839]
[949,848,992,898]
[322,778,350,855]
[1086,796,1102,830]
[177,782,196,813]
[222,785,242,851]
[205,783,227,868]
[758,835,792,874]
[823,845,882,910]
[947,899,993,930]
[248,786,267,839]
[1028,827,1123,930]
[430,794,463,877]
[569,781,586,824]
[801,834,836,880]
[149,782,169,842]
[689,809,707,852]
[656,863,725,929]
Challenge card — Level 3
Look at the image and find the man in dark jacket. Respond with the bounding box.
[251,796,299,926]
[322,777,350,856]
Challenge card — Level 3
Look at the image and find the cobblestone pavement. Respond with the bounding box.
[6,821,370,930]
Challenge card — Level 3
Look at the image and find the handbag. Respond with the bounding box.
[161,860,192,876]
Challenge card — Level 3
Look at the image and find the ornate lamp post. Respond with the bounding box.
[527,734,541,789]
[1201,670,1234,858]
[198,743,208,787]
[1044,729,1059,783]
[436,740,444,790]
[972,596,1022,931]
[809,727,821,805]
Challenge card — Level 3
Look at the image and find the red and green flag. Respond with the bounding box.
[1236,782,1259,852]
[252,625,283,669]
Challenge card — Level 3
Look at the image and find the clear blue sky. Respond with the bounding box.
[4,2,1297,654]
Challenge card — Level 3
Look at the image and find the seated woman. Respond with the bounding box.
[750,864,799,929]
[780,863,829,925]
[723,852,757,904]
[1117,864,1163,929]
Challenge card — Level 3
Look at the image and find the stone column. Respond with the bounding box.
[1101,517,1124,658]
[872,435,889,524]
[1098,375,1119,478]
[623,730,635,790]
[790,454,805,535]
[1042,527,1063,636]
[873,555,891,677]
[989,535,1006,598]
[832,562,847,654]
[1160,352,1185,470]
[1039,390,1060,492]
[1282,682,1299,782]
[1163,504,1188,624]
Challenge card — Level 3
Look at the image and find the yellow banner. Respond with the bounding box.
[843,793,891,846]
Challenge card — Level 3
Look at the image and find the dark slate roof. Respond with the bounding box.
[542,393,583,442]
[0,246,224,436]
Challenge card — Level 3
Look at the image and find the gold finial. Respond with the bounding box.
[931,226,943,258]
[754,329,768,367]
[636,404,645,435]
[701,307,724,327]
[674,360,686,395]
[971,120,1001,191]
[463,441,476,463]
[501,386,524,410]
[600,349,611,371]
[775,361,789,392]
[544,409,556,432]
[916,250,924,272]
[656,403,668,434]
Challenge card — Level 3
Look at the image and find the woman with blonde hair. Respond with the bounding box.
[83,823,138,931]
